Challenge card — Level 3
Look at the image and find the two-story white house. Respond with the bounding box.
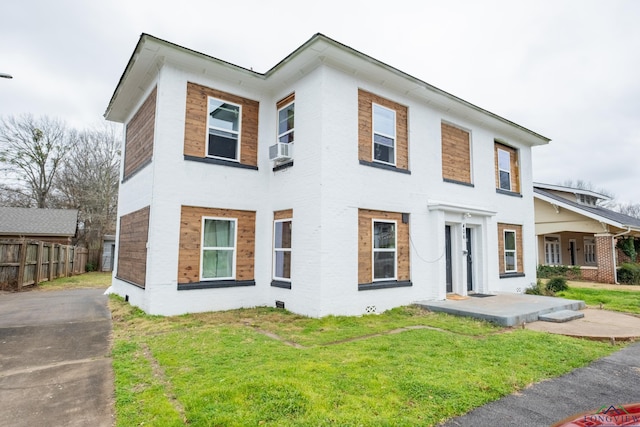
[105,33,549,317]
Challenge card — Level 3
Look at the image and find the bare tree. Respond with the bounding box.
[560,179,615,199]
[55,122,121,269]
[0,115,77,208]
[616,203,640,219]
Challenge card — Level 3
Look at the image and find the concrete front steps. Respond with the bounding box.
[416,293,586,327]
[538,310,584,323]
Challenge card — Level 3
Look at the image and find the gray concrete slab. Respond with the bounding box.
[0,288,113,427]
[416,293,586,326]
[526,308,640,341]
[439,341,640,426]
[538,309,585,323]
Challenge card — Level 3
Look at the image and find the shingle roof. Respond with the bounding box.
[534,187,640,230]
[0,207,78,236]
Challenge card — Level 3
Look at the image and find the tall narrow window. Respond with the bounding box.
[544,236,561,265]
[373,104,396,165]
[373,220,397,280]
[273,219,292,281]
[201,218,237,280]
[584,237,596,264]
[208,98,241,161]
[277,102,295,144]
[498,149,511,191]
[504,230,517,273]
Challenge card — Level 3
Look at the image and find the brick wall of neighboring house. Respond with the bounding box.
[116,206,150,287]
[581,268,599,282]
[595,233,616,283]
[184,82,259,167]
[124,87,156,180]
[441,122,472,184]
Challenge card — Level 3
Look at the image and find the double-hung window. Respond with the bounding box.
[373,104,396,165]
[373,220,397,281]
[201,218,237,280]
[497,148,511,191]
[277,102,295,144]
[503,230,517,273]
[273,219,292,281]
[208,98,241,161]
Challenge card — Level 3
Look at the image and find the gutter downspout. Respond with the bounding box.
[612,227,632,284]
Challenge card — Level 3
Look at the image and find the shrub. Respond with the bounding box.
[525,279,554,296]
[546,277,568,293]
[85,262,97,272]
[617,263,640,285]
[537,265,582,280]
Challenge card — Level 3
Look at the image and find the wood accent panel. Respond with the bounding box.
[274,209,293,220]
[494,142,520,193]
[497,223,523,274]
[124,87,156,179]
[441,122,471,183]
[358,89,409,170]
[184,82,259,167]
[178,206,256,284]
[117,206,150,287]
[276,93,295,109]
[358,209,410,284]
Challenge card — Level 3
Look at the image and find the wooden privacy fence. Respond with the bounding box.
[0,239,88,291]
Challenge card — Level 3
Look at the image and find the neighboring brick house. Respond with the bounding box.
[534,183,640,283]
[0,207,78,244]
[105,33,549,317]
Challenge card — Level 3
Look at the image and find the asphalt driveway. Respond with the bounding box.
[0,288,113,427]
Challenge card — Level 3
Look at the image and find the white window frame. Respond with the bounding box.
[273,218,292,282]
[200,217,237,281]
[584,237,596,264]
[277,101,295,144]
[497,148,512,191]
[544,235,562,265]
[372,219,397,281]
[503,229,517,273]
[372,103,396,166]
[206,97,242,162]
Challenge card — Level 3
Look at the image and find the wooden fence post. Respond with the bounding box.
[34,241,43,286]
[17,239,27,291]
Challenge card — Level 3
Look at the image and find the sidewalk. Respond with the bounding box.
[526,308,640,341]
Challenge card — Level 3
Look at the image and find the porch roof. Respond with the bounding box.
[534,187,640,234]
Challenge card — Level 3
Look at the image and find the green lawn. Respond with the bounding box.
[38,271,112,290]
[558,286,640,315]
[109,298,619,426]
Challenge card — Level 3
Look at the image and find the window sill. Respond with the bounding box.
[358,280,412,291]
[495,188,522,197]
[184,155,258,170]
[273,160,294,172]
[443,178,474,187]
[178,280,256,290]
[359,160,411,175]
[271,280,292,289]
[499,272,525,279]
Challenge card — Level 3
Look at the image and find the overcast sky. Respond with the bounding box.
[1,0,638,203]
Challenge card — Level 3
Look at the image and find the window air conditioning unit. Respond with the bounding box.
[269,142,293,161]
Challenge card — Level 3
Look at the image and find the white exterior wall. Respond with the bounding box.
[111,54,539,317]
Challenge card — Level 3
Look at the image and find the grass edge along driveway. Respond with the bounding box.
[109,298,621,427]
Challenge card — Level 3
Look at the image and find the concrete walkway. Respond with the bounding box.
[0,288,114,427]
[526,308,640,341]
